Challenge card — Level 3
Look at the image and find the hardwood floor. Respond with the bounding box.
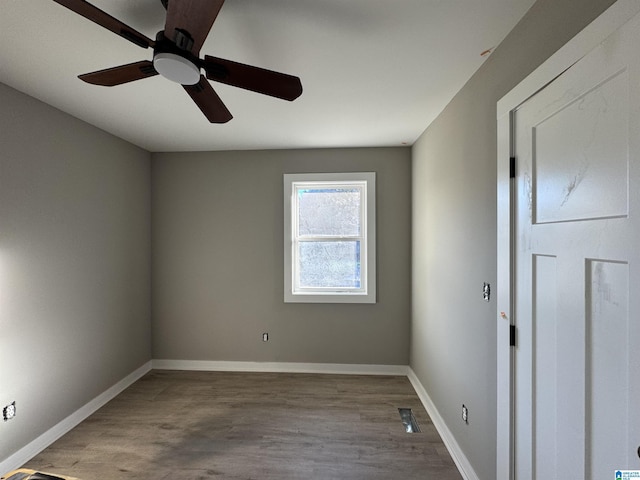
[25,371,462,480]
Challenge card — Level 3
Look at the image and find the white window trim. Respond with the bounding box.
[284,172,376,304]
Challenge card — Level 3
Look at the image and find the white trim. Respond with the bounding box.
[497,0,640,118]
[495,1,640,479]
[407,369,478,480]
[1,361,468,480]
[496,113,514,480]
[283,172,377,304]
[0,361,152,475]
[152,359,408,376]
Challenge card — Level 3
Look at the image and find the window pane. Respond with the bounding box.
[298,241,361,288]
[297,188,361,236]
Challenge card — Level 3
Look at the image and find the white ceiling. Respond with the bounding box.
[0,0,535,152]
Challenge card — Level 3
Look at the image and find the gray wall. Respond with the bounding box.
[0,0,620,474]
[0,83,151,463]
[151,148,411,365]
[410,0,617,479]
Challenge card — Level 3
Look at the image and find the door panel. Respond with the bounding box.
[533,69,629,223]
[513,11,640,479]
[586,259,629,478]
[532,254,558,479]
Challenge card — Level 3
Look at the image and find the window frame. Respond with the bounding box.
[283,172,376,304]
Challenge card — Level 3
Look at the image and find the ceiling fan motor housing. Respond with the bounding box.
[153,31,200,85]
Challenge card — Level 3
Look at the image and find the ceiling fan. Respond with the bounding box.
[51,0,303,123]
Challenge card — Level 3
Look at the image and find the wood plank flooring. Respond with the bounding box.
[24,370,462,480]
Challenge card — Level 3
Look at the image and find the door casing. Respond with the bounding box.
[495,1,640,478]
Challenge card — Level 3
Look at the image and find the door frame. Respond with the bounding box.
[495,1,640,478]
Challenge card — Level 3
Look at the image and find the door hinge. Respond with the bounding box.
[509,157,516,178]
[509,324,517,347]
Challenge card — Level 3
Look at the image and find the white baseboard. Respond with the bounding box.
[2,361,471,480]
[0,361,152,475]
[152,359,409,376]
[407,368,479,480]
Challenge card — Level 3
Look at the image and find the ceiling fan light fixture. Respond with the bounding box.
[55,0,302,122]
[153,52,200,85]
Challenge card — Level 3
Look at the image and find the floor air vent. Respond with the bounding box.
[398,408,421,433]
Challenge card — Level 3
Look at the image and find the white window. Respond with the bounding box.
[284,172,376,303]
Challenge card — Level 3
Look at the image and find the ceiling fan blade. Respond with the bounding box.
[164,0,224,55]
[79,61,158,86]
[51,0,154,49]
[203,56,303,101]
[183,76,232,123]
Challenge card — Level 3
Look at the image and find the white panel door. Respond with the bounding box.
[513,11,640,480]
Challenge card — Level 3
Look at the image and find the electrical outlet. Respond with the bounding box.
[262,333,269,342]
[462,404,468,423]
[3,402,16,421]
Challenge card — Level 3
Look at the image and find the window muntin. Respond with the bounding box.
[284,173,376,304]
